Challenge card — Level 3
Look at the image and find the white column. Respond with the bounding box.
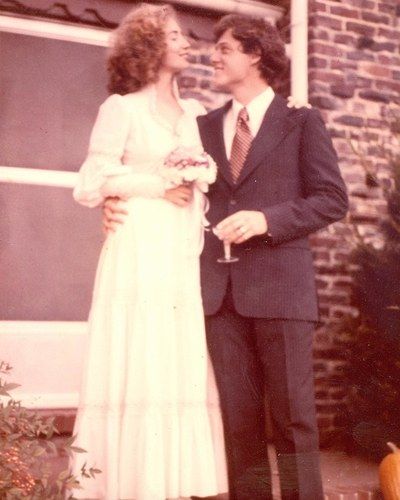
[290,0,308,104]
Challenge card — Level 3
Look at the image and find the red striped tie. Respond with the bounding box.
[230,107,253,183]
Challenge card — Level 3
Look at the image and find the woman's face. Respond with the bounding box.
[162,17,190,73]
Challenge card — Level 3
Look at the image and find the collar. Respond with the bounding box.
[147,79,185,115]
[231,86,275,136]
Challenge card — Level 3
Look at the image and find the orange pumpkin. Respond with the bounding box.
[379,442,400,500]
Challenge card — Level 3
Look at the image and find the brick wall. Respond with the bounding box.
[308,0,399,443]
[179,0,400,445]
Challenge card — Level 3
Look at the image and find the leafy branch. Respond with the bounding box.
[0,362,100,499]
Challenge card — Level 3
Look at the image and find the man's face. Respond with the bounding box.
[210,29,257,92]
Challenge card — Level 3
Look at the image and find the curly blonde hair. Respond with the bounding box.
[107,4,176,95]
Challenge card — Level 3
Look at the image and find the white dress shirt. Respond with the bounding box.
[223,86,275,160]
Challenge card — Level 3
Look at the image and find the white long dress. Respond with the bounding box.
[72,85,227,500]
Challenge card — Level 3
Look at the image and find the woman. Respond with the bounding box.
[72,4,227,499]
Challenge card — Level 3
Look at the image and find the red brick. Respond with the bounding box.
[309,56,329,69]
[378,27,400,40]
[199,54,211,66]
[356,35,374,50]
[178,76,196,88]
[362,64,392,78]
[375,79,400,93]
[317,416,334,428]
[309,81,329,94]
[359,89,391,103]
[314,331,331,344]
[333,33,357,46]
[331,83,356,98]
[316,403,347,413]
[329,127,347,138]
[342,172,365,184]
[331,308,351,319]
[187,54,199,64]
[344,0,375,8]
[334,115,365,127]
[330,5,360,19]
[377,54,400,66]
[319,109,331,123]
[346,50,375,62]
[377,2,397,15]
[362,131,380,142]
[331,225,355,238]
[349,212,379,224]
[370,41,398,53]
[316,278,330,290]
[318,293,350,305]
[329,388,347,400]
[309,70,344,85]
[200,79,210,89]
[351,75,373,88]
[330,60,358,72]
[308,27,330,41]
[334,140,354,155]
[315,262,348,275]
[312,250,331,261]
[311,1,327,12]
[332,281,352,294]
[346,21,376,37]
[315,389,329,399]
[318,306,331,318]
[361,10,391,24]
[310,14,343,31]
[310,41,345,58]
[310,235,340,247]
[310,95,338,110]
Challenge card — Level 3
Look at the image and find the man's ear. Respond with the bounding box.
[249,51,261,67]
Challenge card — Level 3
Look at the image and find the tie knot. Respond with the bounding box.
[238,107,249,124]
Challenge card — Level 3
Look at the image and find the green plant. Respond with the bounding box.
[343,107,400,460]
[0,361,100,499]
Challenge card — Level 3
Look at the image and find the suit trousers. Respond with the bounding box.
[205,285,324,500]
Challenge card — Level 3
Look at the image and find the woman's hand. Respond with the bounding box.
[164,184,193,207]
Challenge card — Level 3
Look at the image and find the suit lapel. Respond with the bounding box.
[198,101,234,188]
[199,95,297,189]
[235,95,297,186]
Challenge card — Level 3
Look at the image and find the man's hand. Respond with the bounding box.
[102,185,193,234]
[215,210,268,244]
[164,184,193,207]
[102,197,128,234]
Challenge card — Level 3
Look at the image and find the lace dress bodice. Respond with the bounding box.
[73,85,206,207]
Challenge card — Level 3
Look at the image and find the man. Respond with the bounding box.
[195,14,348,500]
[104,14,348,500]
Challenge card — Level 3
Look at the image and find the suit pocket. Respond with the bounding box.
[276,238,311,250]
[242,236,310,252]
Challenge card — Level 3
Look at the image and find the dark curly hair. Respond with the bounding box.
[214,14,289,85]
[107,4,176,95]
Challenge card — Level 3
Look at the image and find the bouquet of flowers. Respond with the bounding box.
[160,146,217,192]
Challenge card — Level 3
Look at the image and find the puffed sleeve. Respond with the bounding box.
[73,94,166,207]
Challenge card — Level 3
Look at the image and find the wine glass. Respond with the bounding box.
[212,227,239,264]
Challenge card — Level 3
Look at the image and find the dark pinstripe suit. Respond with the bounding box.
[197,95,348,500]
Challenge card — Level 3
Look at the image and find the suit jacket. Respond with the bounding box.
[197,94,348,321]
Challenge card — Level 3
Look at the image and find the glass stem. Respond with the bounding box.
[223,241,231,260]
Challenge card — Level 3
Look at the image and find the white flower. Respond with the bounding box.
[161,146,217,191]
